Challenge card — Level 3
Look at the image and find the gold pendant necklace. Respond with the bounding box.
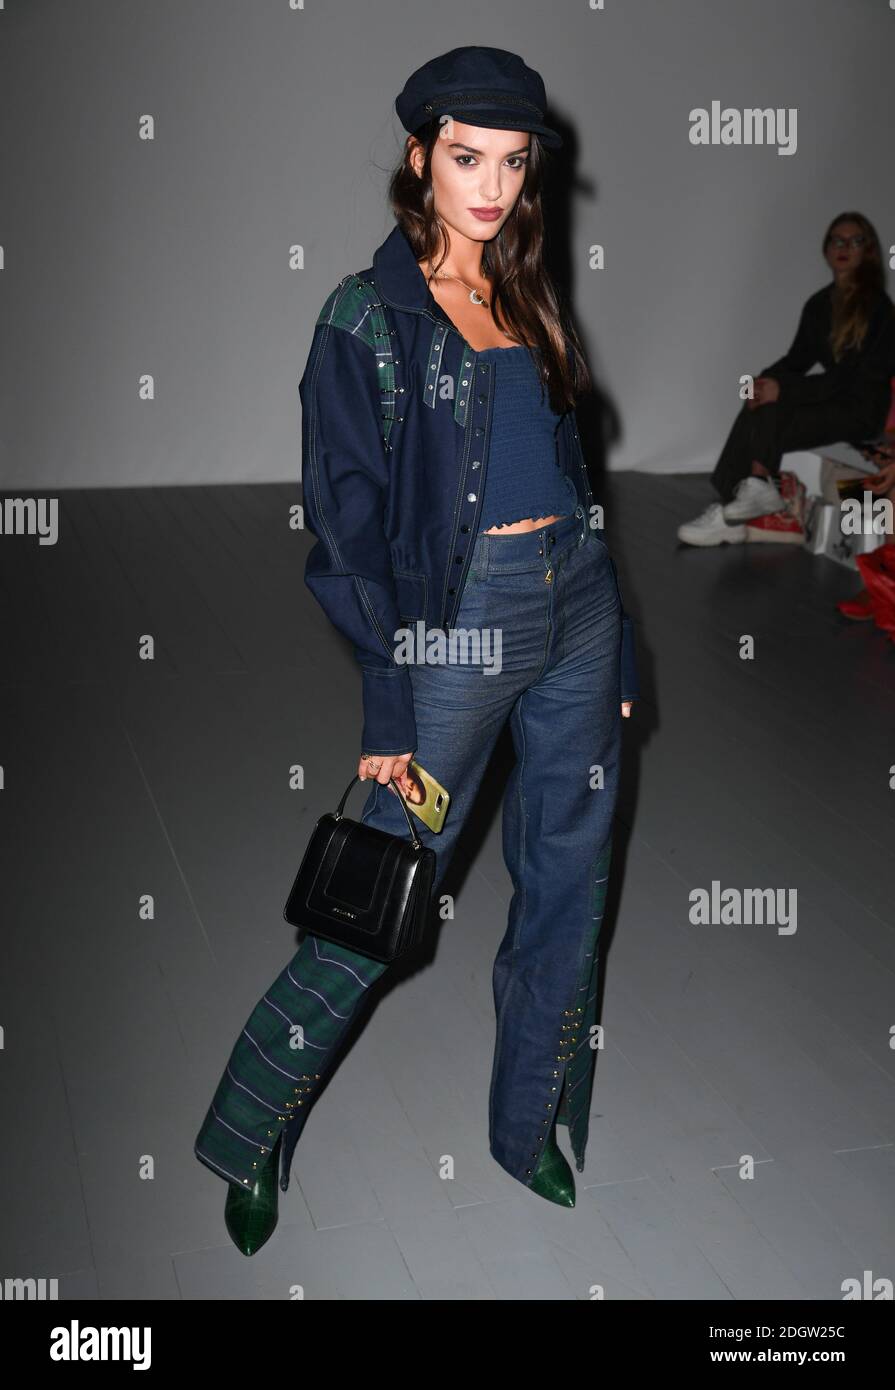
[429,270,490,307]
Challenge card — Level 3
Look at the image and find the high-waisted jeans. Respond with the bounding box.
[194,504,624,1195]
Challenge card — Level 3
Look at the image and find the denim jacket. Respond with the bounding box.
[299,222,639,756]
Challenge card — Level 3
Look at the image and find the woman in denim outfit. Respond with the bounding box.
[194,46,640,1256]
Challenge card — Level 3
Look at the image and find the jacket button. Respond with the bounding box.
[460,525,469,533]
[448,586,456,595]
[455,555,463,563]
[467,493,476,502]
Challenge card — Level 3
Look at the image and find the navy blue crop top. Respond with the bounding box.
[476,345,578,531]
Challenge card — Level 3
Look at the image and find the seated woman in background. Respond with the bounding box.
[679,211,895,546]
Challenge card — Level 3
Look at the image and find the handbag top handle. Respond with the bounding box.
[334,774,423,851]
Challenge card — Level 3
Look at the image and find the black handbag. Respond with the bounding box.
[283,774,436,963]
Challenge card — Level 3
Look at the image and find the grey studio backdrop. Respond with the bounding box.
[1,0,892,492]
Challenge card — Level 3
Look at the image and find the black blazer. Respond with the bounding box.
[758,284,895,430]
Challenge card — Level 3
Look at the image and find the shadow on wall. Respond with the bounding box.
[541,110,623,507]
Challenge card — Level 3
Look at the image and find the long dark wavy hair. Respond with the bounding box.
[387,117,591,415]
[822,211,887,359]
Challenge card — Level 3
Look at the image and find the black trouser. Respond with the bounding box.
[710,397,883,505]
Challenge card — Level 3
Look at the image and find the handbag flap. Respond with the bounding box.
[304,814,415,937]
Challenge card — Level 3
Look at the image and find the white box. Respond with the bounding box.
[781,443,879,503]
[803,496,834,554]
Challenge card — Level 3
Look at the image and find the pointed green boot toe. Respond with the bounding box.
[224,1134,281,1256]
[528,1125,575,1207]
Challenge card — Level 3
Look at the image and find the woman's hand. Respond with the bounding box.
[751,376,780,407]
[621,701,633,719]
[861,440,894,463]
[863,458,895,495]
[357,751,418,798]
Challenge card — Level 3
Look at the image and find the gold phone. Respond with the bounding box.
[396,759,450,834]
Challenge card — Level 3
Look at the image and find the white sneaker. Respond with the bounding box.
[677,503,748,546]
[722,475,783,522]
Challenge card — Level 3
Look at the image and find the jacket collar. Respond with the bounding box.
[373,223,455,326]
[372,221,574,393]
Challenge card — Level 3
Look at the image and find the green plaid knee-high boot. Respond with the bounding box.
[194,933,389,1194]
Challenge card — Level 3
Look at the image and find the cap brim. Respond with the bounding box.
[423,108,563,149]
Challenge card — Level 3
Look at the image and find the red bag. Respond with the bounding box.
[855,544,895,639]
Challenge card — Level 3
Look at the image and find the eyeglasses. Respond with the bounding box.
[829,235,866,250]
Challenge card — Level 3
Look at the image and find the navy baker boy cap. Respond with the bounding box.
[395,45,563,150]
